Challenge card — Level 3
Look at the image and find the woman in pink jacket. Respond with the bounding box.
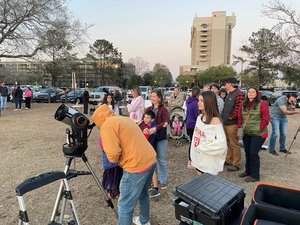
[127,85,145,123]
[24,87,32,109]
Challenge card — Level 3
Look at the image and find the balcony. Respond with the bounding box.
[200,43,207,47]
[200,33,208,37]
[199,58,207,62]
[200,28,208,32]
[200,38,208,41]
[199,53,207,56]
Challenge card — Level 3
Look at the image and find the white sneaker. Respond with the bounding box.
[132,216,151,225]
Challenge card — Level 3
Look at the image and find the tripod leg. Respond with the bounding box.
[285,126,300,158]
[50,157,73,222]
[17,195,29,225]
[60,178,81,225]
[50,180,65,221]
[81,154,118,218]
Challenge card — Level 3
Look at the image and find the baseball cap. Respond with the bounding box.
[225,77,239,85]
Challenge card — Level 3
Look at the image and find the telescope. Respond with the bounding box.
[54,104,91,156]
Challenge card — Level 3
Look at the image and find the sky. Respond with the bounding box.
[68,0,300,79]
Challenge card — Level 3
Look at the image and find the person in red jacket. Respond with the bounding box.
[238,87,270,182]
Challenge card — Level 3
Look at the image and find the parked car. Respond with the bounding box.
[269,90,300,106]
[139,86,152,100]
[89,86,120,105]
[31,87,41,102]
[36,88,64,103]
[60,90,84,104]
[260,90,274,106]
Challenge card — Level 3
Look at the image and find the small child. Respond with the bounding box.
[99,137,123,199]
[172,114,182,136]
[139,111,157,148]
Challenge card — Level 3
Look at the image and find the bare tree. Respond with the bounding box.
[262,0,300,54]
[0,0,89,58]
[128,57,149,76]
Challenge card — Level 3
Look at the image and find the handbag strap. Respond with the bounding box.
[243,111,250,127]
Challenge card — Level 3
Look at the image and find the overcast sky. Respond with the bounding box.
[68,0,300,78]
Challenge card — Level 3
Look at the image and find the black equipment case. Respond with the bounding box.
[239,182,300,225]
[173,173,245,225]
[252,182,300,211]
[240,203,300,225]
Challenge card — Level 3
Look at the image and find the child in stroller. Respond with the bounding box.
[169,107,187,147]
[172,114,183,136]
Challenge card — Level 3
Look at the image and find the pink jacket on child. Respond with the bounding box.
[127,96,144,122]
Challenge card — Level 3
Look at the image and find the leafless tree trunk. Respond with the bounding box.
[0,0,89,58]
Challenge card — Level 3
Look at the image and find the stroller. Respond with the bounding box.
[168,106,187,147]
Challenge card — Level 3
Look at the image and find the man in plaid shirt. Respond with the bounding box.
[221,78,245,171]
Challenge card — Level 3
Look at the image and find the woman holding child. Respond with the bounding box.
[145,89,169,197]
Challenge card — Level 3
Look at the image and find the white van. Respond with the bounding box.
[139,86,152,100]
[89,86,120,104]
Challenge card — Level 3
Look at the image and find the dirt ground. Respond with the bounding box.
[1,102,300,225]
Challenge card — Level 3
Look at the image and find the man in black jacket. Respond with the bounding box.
[221,78,244,172]
[82,88,90,114]
[0,82,9,109]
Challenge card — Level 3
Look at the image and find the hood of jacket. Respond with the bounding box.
[91,104,115,129]
[187,96,198,104]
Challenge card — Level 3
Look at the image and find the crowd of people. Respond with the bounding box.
[0,83,33,114]
[3,78,300,225]
[89,77,300,225]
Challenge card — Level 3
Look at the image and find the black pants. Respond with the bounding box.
[242,135,266,179]
[25,97,31,108]
[83,102,88,114]
[187,128,195,160]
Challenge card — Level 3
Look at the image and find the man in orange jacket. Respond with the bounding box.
[92,104,156,225]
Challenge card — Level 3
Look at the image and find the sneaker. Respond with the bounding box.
[224,161,230,166]
[227,166,239,172]
[238,171,249,178]
[245,176,259,183]
[133,216,151,225]
[269,151,279,156]
[150,188,160,198]
[161,183,167,190]
[279,149,291,154]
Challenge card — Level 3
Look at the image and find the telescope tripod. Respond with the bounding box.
[285,125,300,158]
[16,153,117,225]
[50,154,117,225]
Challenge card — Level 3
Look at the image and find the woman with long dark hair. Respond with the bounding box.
[238,87,269,182]
[145,89,169,197]
[190,91,227,175]
[102,93,119,115]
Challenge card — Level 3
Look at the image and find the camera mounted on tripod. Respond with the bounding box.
[54,104,93,157]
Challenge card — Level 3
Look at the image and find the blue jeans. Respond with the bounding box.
[269,116,288,152]
[0,96,7,109]
[118,164,156,225]
[15,98,22,109]
[156,139,168,185]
